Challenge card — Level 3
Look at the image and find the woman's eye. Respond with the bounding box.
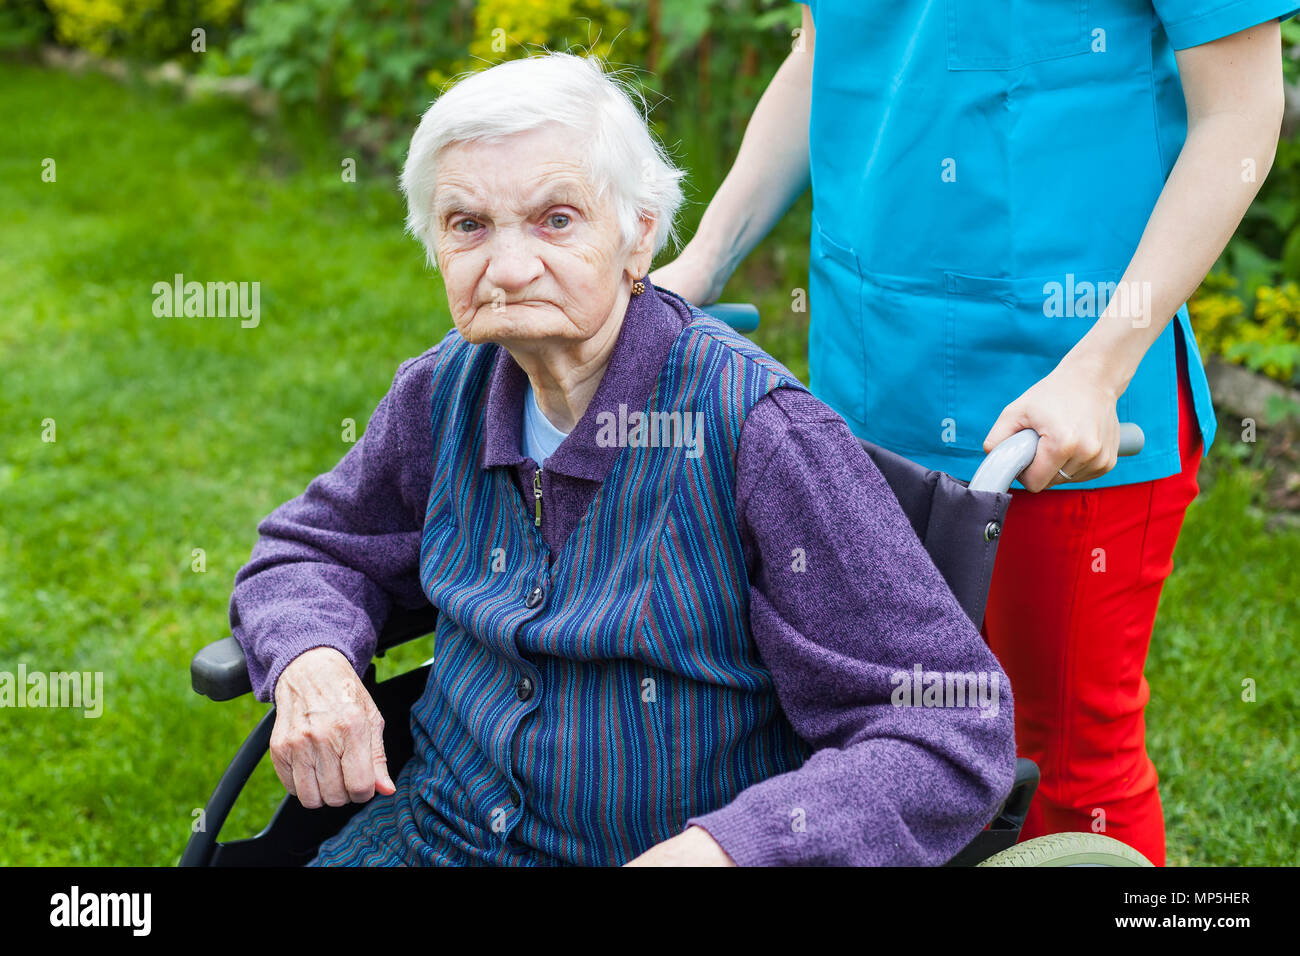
[547,213,571,229]
[455,219,480,233]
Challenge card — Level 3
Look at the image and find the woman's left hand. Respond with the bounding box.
[981,355,1123,492]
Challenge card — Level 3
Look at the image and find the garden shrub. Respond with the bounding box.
[43,0,240,58]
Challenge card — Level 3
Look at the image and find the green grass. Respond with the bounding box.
[0,62,1295,865]
[0,63,445,863]
[1147,439,1300,865]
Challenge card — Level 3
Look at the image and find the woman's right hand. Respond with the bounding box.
[270,647,396,808]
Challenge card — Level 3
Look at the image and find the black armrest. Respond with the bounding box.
[191,636,253,702]
[191,604,441,702]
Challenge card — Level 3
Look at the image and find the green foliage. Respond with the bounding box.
[1283,17,1300,85]
[40,0,240,58]
[0,0,54,51]
[626,0,806,285]
[1187,272,1246,353]
[423,0,639,109]
[229,0,350,103]
[231,0,448,107]
[1222,134,1300,302]
[1225,282,1300,384]
[1190,275,1300,388]
[462,0,633,66]
[218,0,802,193]
[227,0,472,165]
[220,0,696,166]
[634,0,800,140]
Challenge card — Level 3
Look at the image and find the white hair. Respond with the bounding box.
[399,52,686,270]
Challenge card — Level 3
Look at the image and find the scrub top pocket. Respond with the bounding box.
[943,269,1131,454]
[808,218,867,428]
[946,0,1091,70]
[856,273,950,455]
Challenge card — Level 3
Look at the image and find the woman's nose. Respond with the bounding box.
[483,229,544,292]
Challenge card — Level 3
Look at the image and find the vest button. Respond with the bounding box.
[516,676,534,701]
[509,786,521,807]
[525,586,544,608]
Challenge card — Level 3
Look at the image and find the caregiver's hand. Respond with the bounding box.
[650,246,726,307]
[981,356,1122,492]
[270,647,396,808]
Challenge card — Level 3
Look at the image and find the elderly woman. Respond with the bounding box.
[229,52,1015,867]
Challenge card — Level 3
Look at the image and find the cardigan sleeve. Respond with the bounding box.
[228,347,440,702]
[684,386,1018,865]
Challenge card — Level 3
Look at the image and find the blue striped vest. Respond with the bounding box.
[381,310,811,865]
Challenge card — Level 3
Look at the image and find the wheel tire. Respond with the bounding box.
[977,832,1154,867]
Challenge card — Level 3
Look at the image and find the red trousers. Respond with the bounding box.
[981,340,1203,867]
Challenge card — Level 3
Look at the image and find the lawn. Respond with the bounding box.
[0,62,1295,865]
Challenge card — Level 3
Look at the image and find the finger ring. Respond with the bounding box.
[1057,468,1073,480]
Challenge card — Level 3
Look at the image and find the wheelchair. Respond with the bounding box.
[181,303,1154,868]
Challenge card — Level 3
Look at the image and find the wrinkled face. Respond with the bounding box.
[431,124,651,348]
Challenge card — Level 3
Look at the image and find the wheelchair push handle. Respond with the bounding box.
[968,422,1144,494]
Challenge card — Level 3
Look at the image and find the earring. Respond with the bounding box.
[631,279,646,296]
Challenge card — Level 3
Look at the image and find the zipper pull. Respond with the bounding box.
[533,468,542,528]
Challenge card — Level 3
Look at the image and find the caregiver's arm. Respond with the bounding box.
[648,4,813,305]
[229,345,441,805]
[681,388,1017,866]
[1098,18,1286,361]
[985,18,1285,491]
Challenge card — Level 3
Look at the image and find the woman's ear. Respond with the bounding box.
[627,213,658,279]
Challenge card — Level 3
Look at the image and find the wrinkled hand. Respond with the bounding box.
[623,826,737,866]
[270,647,396,808]
[982,356,1122,492]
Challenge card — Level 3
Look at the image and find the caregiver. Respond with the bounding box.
[651,1,1294,866]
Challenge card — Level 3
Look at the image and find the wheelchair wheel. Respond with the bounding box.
[976,832,1154,867]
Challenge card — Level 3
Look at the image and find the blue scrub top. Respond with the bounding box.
[798,0,1299,489]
